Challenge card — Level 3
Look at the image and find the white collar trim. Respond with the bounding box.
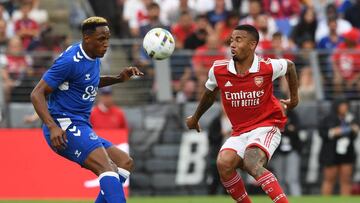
[80,43,95,61]
[228,54,259,74]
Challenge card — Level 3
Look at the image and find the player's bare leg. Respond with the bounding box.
[339,164,353,195]
[217,150,251,203]
[107,146,134,171]
[243,147,288,203]
[83,147,126,203]
[107,146,134,181]
[321,166,338,195]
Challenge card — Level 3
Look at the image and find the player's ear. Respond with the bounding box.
[249,40,257,50]
[83,33,91,43]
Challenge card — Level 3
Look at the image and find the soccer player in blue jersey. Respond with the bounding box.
[30,17,143,203]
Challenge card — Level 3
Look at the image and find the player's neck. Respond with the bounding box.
[234,55,254,75]
[81,42,96,59]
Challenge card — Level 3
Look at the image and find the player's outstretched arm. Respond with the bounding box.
[30,79,67,150]
[280,60,299,110]
[186,88,218,132]
[99,66,144,87]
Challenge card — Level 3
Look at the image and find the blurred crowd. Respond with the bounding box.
[0,0,69,103]
[112,0,360,102]
[1,0,360,104]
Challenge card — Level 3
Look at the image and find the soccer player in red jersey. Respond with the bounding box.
[186,24,299,203]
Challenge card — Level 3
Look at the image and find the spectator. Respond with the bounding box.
[317,17,343,50]
[0,36,32,102]
[175,68,197,103]
[263,0,301,36]
[319,99,359,195]
[294,35,316,71]
[344,0,360,29]
[90,87,128,129]
[290,6,317,48]
[263,0,301,19]
[317,16,342,97]
[255,14,274,52]
[262,32,293,61]
[189,0,232,14]
[332,28,360,99]
[0,19,9,53]
[135,2,168,74]
[14,2,39,49]
[171,11,196,49]
[192,33,227,96]
[271,108,302,196]
[206,0,229,27]
[139,2,166,37]
[184,14,213,50]
[214,11,239,46]
[160,0,197,26]
[27,26,65,75]
[298,66,316,101]
[315,3,352,42]
[240,0,277,37]
[123,0,153,37]
[11,0,48,26]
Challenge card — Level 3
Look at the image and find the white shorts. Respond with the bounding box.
[220,126,281,160]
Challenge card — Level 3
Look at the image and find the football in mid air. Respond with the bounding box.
[143,28,175,60]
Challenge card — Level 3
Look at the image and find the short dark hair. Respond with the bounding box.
[235,24,260,44]
[81,16,108,35]
[272,31,282,39]
[148,2,160,10]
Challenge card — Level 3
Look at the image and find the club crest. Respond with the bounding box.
[254,76,263,87]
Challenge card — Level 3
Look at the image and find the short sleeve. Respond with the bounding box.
[42,57,72,90]
[271,59,287,81]
[205,66,218,91]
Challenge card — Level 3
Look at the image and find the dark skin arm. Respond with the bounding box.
[30,80,67,150]
[280,60,299,110]
[186,88,219,132]
[99,66,143,87]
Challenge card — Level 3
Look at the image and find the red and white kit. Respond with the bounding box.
[205,55,288,159]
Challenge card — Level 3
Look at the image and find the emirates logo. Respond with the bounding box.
[254,76,263,87]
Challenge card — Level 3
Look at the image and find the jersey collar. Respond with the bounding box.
[228,54,259,74]
[80,43,95,61]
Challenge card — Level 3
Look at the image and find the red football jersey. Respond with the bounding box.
[205,55,287,136]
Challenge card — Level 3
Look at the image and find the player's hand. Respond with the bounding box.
[119,66,144,82]
[280,98,298,110]
[49,125,67,150]
[186,116,201,132]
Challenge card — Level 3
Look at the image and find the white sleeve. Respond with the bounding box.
[271,59,288,81]
[205,66,218,91]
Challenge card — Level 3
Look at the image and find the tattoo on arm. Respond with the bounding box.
[286,60,299,103]
[193,88,218,121]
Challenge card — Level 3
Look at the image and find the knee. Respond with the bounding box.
[216,156,236,178]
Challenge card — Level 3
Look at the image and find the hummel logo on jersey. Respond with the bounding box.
[225,81,233,87]
[85,74,90,80]
[73,51,83,62]
[69,125,81,136]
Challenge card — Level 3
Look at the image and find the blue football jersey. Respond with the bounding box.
[43,42,100,123]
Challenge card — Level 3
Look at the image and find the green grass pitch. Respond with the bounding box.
[1,196,360,203]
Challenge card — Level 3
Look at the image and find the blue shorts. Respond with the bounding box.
[42,123,113,166]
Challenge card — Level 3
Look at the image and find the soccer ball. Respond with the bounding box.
[143,28,175,60]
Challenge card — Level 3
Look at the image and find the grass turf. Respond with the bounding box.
[1,196,360,203]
